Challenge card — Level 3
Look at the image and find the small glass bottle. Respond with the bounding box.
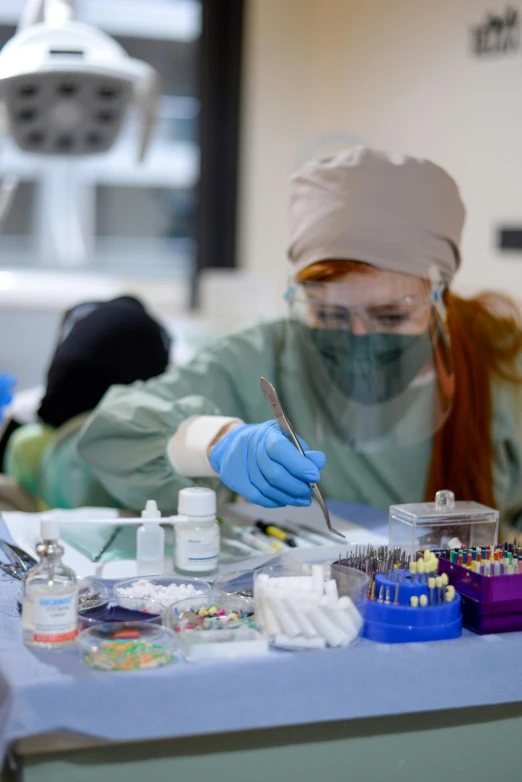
[137,499,165,576]
[174,488,220,577]
[22,518,78,649]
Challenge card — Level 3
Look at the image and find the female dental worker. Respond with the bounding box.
[7,147,522,526]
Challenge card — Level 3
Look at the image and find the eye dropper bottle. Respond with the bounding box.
[136,500,165,576]
[22,518,78,649]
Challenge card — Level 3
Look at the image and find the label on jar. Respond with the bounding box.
[33,590,78,643]
[176,523,220,573]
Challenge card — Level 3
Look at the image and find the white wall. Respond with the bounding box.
[238,0,522,307]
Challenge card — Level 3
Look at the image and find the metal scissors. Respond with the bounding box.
[260,377,344,538]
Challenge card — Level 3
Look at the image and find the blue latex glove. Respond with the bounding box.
[209,421,326,508]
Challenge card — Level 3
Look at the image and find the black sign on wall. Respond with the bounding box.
[470,6,519,56]
[498,228,522,250]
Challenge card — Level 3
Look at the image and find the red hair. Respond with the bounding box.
[297,260,522,508]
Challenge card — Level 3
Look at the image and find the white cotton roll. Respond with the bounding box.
[265,595,301,637]
[320,594,338,611]
[266,586,321,607]
[312,565,324,595]
[258,594,281,636]
[323,606,359,645]
[254,573,270,603]
[254,590,268,630]
[282,597,318,639]
[274,634,327,650]
[325,579,339,601]
[338,596,364,631]
[306,606,349,648]
[272,576,314,590]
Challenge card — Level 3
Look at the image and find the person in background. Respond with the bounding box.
[5,296,171,508]
[7,148,522,531]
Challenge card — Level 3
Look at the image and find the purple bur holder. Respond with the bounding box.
[437,558,522,634]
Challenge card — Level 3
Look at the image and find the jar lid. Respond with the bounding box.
[178,487,216,517]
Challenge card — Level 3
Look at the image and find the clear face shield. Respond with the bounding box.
[286,266,454,450]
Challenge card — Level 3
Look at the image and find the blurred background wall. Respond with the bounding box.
[239,0,522,304]
[1,0,522,389]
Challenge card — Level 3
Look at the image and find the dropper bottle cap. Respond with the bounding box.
[141,500,161,521]
[41,517,60,541]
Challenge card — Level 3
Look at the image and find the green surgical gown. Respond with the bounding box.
[7,318,522,527]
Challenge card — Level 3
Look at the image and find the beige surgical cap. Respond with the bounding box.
[288,146,466,282]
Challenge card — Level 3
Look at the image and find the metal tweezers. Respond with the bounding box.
[260,377,344,538]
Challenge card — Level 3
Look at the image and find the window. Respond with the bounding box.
[0,0,202,281]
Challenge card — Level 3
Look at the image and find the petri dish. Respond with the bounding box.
[78,577,109,613]
[114,576,211,611]
[255,563,367,651]
[213,569,255,599]
[78,600,165,631]
[78,621,177,671]
[170,595,256,632]
[169,595,264,661]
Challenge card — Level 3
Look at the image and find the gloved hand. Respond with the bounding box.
[209,421,326,508]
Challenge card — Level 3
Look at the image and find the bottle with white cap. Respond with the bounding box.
[174,488,220,576]
[22,517,78,649]
[136,499,165,576]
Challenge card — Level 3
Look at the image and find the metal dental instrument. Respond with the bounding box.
[3,542,37,566]
[0,540,33,573]
[260,377,345,538]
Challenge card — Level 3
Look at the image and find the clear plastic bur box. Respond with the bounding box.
[389,490,499,556]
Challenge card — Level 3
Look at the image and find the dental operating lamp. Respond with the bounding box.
[0,0,160,160]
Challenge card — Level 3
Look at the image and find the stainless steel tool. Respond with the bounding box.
[260,377,344,538]
[0,540,35,579]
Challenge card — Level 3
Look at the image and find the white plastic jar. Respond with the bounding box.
[174,488,220,577]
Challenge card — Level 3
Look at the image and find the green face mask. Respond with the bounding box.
[308,327,433,405]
